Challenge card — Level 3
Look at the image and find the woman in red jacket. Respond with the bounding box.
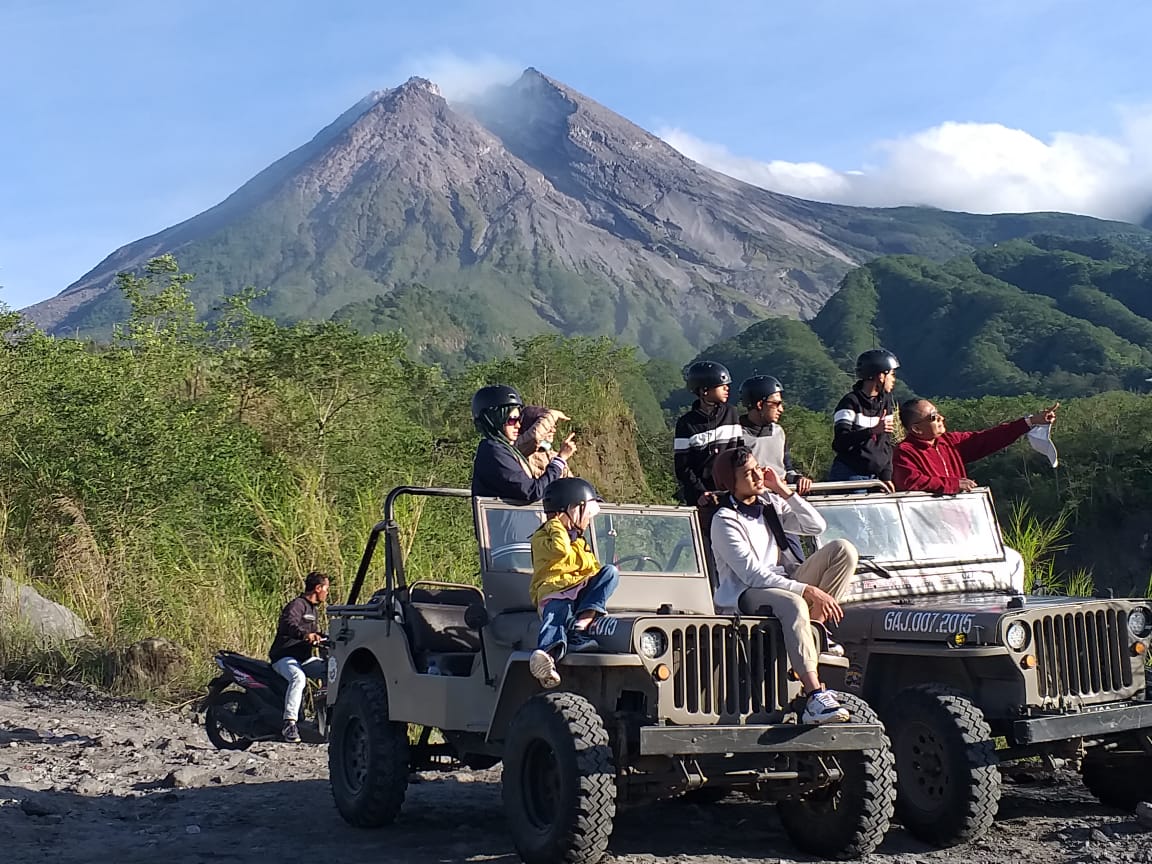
[893,400,1058,494]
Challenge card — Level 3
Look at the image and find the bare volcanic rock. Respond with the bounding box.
[24,70,1146,362]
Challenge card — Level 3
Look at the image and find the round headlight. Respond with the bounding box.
[1005,621,1030,651]
[1128,608,1152,638]
[640,628,668,659]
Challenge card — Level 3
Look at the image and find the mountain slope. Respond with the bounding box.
[695,236,1152,410]
[24,69,1150,363]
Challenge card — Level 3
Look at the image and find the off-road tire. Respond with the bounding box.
[777,692,897,859]
[203,690,254,751]
[328,677,409,827]
[1081,750,1152,811]
[502,692,616,864]
[886,684,999,846]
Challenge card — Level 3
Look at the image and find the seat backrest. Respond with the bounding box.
[402,582,485,655]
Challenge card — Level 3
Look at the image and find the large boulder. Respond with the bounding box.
[0,577,90,643]
[110,637,186,690]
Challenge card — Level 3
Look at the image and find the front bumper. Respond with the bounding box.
[638,722,886,756]
[1014,701,1152,745]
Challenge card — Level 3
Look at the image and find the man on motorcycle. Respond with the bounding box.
[270,571,329,743]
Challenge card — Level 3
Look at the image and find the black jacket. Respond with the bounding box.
[673,400,743,504]
[269,595,319,664]
[472,438,566,502]
[831,386,896,481]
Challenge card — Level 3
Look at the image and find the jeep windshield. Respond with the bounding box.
[809,490,1015,602]
[479,503,703,576]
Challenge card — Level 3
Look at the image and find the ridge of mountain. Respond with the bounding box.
[24,69,1150,363]
[692,235,1152,411]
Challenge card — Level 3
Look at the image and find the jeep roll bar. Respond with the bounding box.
[805,480,892,496]
[343,486,472,606]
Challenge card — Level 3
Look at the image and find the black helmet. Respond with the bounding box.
[684,360,732,392]
[542,477,603,515]
[739,375,783,407]
[471,384,523,422]
[855,349,900,380]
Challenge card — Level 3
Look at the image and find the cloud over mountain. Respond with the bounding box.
[662,106,1152,222]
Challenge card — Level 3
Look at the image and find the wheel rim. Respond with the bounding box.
[342,716,370,794]
[897,721,949,810]
[209,695,248,745]
[521,738,562,830]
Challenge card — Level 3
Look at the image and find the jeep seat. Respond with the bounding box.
[403,583,485,655]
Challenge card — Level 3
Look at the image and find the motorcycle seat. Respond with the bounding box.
[219,651,275,677]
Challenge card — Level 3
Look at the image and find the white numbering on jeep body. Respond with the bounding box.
[883,610,974,635]
[588,616,619,637]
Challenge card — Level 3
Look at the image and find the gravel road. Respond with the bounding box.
[2,680,1151,864]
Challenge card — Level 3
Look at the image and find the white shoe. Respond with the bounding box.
[530,650,561,688]
[802,689,850,725]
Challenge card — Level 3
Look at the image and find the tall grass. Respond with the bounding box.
[1003,500,1096,596]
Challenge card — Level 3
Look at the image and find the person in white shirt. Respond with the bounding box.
[709,446,859,724]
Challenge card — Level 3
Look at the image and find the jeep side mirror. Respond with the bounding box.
[465,603,490,631]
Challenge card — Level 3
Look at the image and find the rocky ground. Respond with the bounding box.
[2,679,1151,864]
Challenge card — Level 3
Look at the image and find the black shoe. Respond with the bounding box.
[566,631,600,653]
[282,720,301,743]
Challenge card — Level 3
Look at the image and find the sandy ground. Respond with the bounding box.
[2,679,1152,864]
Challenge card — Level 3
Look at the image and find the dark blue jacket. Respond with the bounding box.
[471,439,566,501]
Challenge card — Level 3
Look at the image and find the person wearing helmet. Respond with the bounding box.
[528,478,619,688]
[471,384,577,501]
[738,375,812,496]
[828,349,900,489]
[674,361,743,578]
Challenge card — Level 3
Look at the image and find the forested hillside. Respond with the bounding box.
[698,236,1152,410]
[2,255,1150,690]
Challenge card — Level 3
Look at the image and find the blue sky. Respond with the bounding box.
[3,0,1151,308]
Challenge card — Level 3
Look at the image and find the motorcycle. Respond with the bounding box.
[202,641,330,750]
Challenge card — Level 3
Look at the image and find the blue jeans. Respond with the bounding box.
[826,460,884,494]
[537,565,620,658]
[826,460,877,483]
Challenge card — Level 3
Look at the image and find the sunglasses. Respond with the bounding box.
[505,413,523,425]
[920,412,943,424]
[763,399,784,407]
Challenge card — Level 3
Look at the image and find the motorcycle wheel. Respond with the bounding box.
[205,689,255,751]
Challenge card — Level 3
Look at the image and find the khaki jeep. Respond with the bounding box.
[805,483,1152,848]
[324,486,897,863]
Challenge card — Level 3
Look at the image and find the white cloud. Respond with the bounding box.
[405,52,521,103]
[661,109,1152,223]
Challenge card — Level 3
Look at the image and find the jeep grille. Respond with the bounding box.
[668,622,789,721]
[1035,610,1132,699]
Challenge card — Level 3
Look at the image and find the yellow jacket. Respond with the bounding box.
[530,517,601,608]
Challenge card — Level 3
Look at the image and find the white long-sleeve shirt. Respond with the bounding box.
[711,492,828,613]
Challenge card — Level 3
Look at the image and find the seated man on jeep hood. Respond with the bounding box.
[709,447,858,725]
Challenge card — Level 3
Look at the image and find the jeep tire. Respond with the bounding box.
[328,677,409,827]
[502,692,616,864]
[1081,749,1152,811]
[777,692,897,859]
[886,684,999,846]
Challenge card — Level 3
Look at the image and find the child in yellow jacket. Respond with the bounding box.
[529,477,619,688]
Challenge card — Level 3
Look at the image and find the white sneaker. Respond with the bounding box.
[529,650,561,688]
[824,639,846,657]
[802,689,850,725]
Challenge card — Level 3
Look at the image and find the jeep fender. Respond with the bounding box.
[486,651,646,744]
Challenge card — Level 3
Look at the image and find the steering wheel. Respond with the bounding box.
[614,554,665,572]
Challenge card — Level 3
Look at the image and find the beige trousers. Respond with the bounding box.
[736,539,858,675]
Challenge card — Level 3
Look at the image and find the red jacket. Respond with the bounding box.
[893,418,1030,495]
